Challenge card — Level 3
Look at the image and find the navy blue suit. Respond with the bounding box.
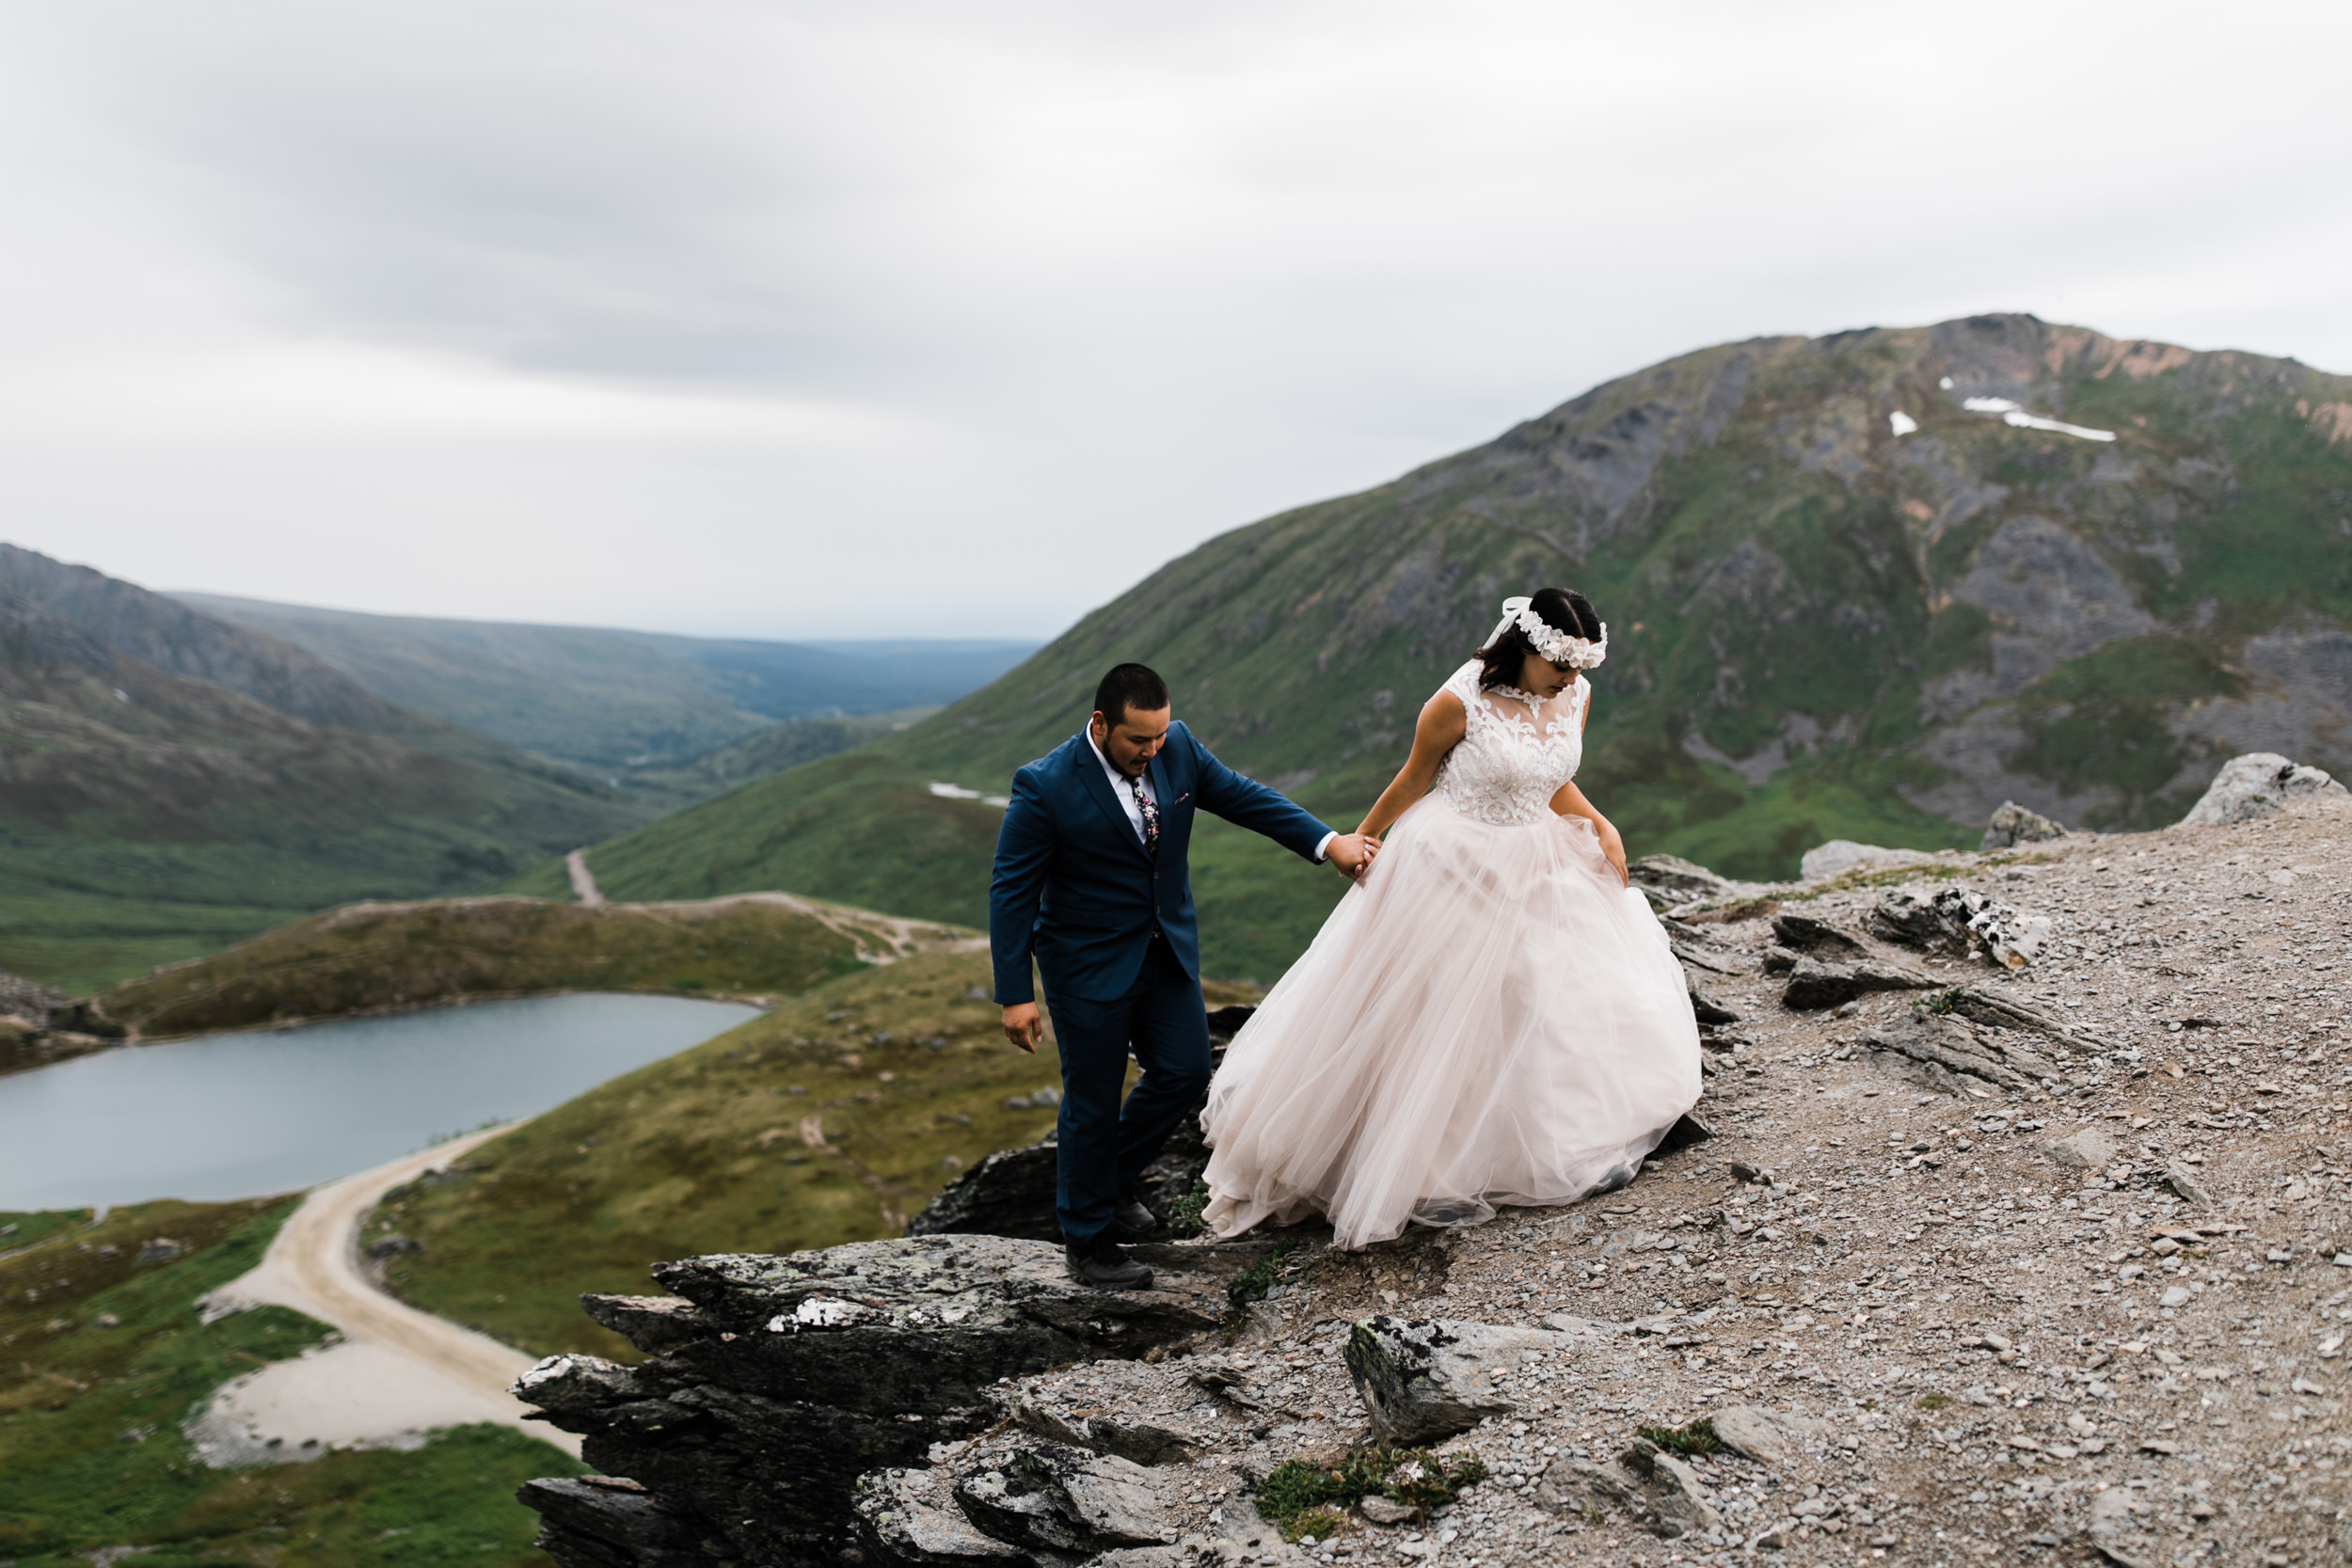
[990,722,1332,1243]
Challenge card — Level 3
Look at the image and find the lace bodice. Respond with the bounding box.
[1431,659,1586,827]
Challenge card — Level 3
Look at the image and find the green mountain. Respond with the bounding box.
[176,592,1036,772]
[542,314,2348,980]
[0,546,641,992]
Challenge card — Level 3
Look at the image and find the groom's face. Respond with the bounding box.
[1091,705,1171,777]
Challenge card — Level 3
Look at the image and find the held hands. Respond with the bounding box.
[1001,1003,1044,1054]
[1327,832,1383,881]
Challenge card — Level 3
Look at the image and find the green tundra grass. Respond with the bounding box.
[0,1199,584,1567]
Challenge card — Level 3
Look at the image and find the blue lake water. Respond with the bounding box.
[0,993,760,1212]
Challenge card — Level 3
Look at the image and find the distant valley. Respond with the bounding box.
[0,547,1029,990]
[178,593,1035,775]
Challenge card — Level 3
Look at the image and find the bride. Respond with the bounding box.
[1199,589,1701,1249]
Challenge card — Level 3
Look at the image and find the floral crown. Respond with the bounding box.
[1483,594,1607,670]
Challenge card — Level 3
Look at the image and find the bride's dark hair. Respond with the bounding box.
[1478,587,1601,691]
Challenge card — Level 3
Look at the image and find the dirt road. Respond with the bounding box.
[195,1126,584,1463]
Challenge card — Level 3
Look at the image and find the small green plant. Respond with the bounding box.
[1226,1241,1299,1313]
[1285,1505,1347,1543]
[1166,1179,1210,1238]
[1925,989,1964,1016]
[1917,1391,1954,1410]
[1637,1417,1722,1455]
[1250,1446,1489,1539]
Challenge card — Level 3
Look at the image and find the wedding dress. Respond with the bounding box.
[1199,658,1701,1249]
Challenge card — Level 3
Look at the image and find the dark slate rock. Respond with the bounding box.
[1780,957,1939,1010]
[513,1235,1221,1568]
[952,1443,1177,1555]
[852,1468,1025,1565]
[1627,854,1740,911]
[1342,1315,1555,1442]
[1768,912,1868,959]
[1686,979,1740,1025]
[1857,1009,2061,1094]
[1865,888,1958,950]
[906,1143,1063,1243]
[516,1476,713,1568]
[1655,1111,1715,1154]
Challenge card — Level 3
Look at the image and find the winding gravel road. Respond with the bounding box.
[193,1125,584,1464]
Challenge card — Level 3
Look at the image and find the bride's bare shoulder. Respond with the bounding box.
[1416,684,1468,740]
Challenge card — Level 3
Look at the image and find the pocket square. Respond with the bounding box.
[1174,792,1192,804]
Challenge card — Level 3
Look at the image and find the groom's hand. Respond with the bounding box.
[1327,832,1382,880]
[1001,1003,1043,1053]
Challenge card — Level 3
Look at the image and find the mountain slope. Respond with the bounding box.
[0,547,640,991]
[177,593,1037,771]
[523,315,2352,980]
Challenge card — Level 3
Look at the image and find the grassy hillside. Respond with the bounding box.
[372,950,1048,1357]
[523,316,2352,980]
[180,592,1035,772]
[0,1197,581,1566]
[0,549,640,993]
[86,894,939,1039]
[371,949,1263,1359]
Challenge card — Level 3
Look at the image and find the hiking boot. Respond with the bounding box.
[1108,1195,1158,1242]
[1065,1234,1153,1291]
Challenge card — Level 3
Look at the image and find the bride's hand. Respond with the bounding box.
[1597,822,1629,888]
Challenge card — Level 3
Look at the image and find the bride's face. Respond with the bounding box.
[1517,649,1578,699]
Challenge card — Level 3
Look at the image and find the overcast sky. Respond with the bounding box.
[3,2,2345,640]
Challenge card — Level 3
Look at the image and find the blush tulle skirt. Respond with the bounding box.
[1199,795,1702,1250]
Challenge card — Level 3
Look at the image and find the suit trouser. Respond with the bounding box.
[1045,934,1212,1245]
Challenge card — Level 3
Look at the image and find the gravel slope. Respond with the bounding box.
[952,793,2352,1568]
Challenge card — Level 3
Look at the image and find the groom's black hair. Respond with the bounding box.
[1479,587,1601,690]
[1093,663,1170,727]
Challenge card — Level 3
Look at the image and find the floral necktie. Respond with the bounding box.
[1127,776,1159,855]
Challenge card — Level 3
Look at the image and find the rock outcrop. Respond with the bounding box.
[1865,886,2050,969]
[0,975,124,1077]
[1342,1316,1564,1443]
[2179,752,2349,825]
[1857,1008,2061,1095]
[512,1235,1222,1565]
[1795,841,1942,882]
[1979,800,2066,850]
[1628,855,1744,911]
[1534,1437,1721,1539]
[1778,957,1940,1011]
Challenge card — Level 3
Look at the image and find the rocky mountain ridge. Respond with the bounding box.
[505,775,2352,1568]
[532,313,2352,980]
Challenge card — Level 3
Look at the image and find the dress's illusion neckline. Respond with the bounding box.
[1476,674,1580,714]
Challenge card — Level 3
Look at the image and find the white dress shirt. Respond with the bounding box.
[1087,729,1334,862]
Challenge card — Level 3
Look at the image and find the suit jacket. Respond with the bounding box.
[990,722,1332,1005]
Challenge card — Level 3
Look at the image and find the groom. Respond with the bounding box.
[991,663,1376,1289]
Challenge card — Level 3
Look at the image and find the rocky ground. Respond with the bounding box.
[515,784,2352,1568]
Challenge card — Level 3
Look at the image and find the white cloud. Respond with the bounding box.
[0,341,914,443]
[0,0,2345,637]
